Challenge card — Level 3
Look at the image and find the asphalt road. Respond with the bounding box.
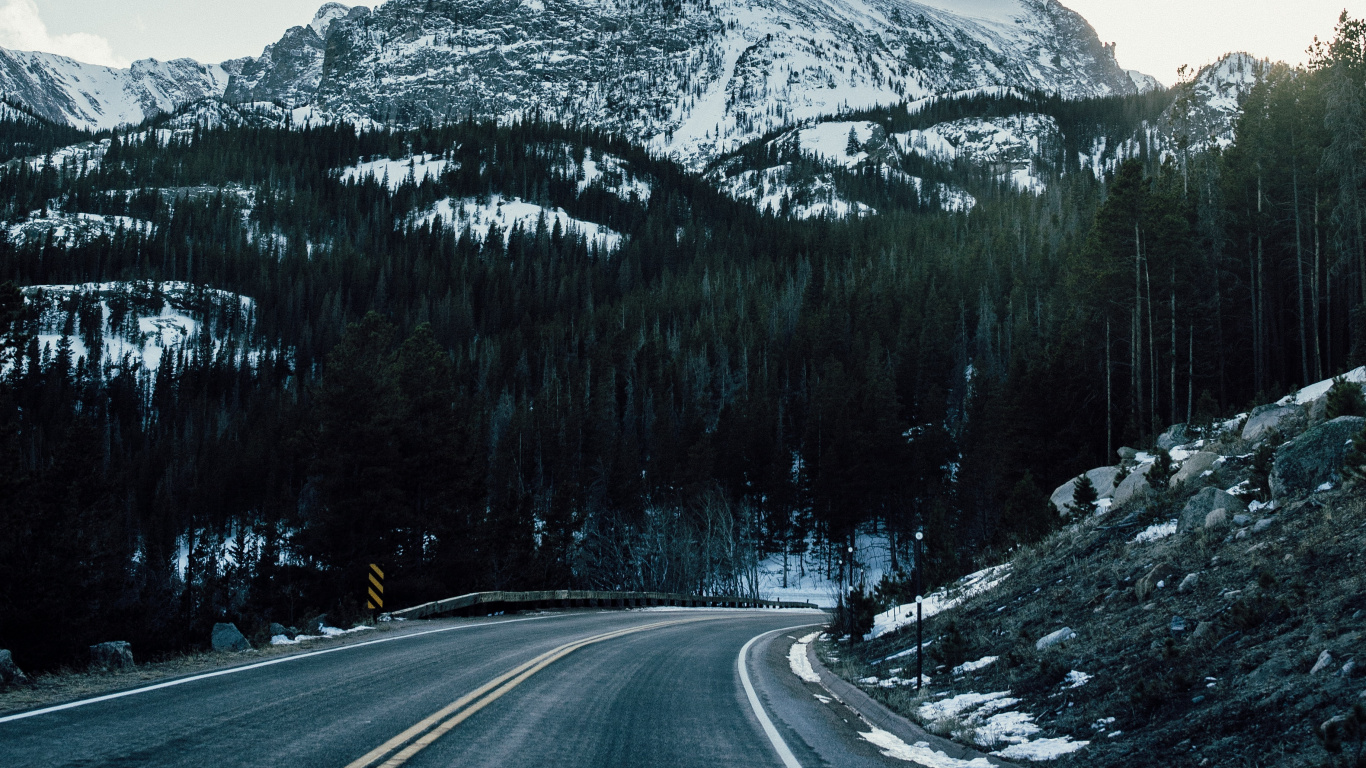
[0,609,920,767]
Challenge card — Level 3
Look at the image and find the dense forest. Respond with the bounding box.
[3,17,1366,671]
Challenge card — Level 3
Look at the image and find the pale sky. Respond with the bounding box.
[5,0,1366,87]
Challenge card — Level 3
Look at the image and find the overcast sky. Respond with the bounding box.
[5,0,1366,86]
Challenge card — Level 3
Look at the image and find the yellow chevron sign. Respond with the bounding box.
[367,563,384,610]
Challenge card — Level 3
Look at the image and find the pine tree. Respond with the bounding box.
[1343,422,1366,486]
[1069,473,1099,516]
[1325,376,1366,419]
[845,126,862,156]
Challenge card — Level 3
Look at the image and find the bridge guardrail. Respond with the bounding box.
[388,589,819,620]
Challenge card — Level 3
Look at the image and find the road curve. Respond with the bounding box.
[0,608,921,767]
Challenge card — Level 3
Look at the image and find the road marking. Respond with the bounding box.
[0,615,562,725]
[347,617,719,768]
[738,624,825,768]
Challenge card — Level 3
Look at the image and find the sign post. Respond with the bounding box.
[915,529,924,691]
[367,563,385,614]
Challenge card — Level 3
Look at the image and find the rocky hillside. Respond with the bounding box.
[824,369,1366,766]
[0,0,1135,169]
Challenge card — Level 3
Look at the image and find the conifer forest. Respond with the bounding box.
[4,14,1366,674]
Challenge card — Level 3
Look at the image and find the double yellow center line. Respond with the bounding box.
[345,617,716,768]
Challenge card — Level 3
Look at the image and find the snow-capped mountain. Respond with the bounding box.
[0,0,1133,168]
[0,48,232,131]
[1161,52,1267,151]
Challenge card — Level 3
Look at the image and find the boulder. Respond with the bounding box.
[1312,650,1335,675]
[1270,416,1366,499]
[1036,627,1076,651]
[1252,518,1274,534]
[211,622,252,652]
[303,615,330,635]
[0,649,29,686]
[1158,424,1189,451]
[1205,509,1229,529]
[1136,564,1169,603]
[1242,403,1304,444]
[1178,573,1200,592]
[1117,447,1139,462]
[1050,466,1121,515]
[1112,464,1154,509]
[1191,622,1216,644]
[267,623,293,640]
[89,641,134,670]
[1178,487,1247,534]
[1233,513,1251,526]
[1170,452,1220,489]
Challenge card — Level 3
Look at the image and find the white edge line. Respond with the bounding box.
[738,623,823,768]
[0,615,559,725]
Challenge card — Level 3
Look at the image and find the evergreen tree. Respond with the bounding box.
[1326,376,1366,419]
[1070,473,1099,516]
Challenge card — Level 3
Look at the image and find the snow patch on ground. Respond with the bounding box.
[341,154,452,191]
[9,211,154,247]
[869,564,1011,639]
[896,113,1058,193]
[788,631,823,683]
[269,625,374,645]
[919,690,1089,760]
[953,656,999,675]
[860,726,994,767]
[420,194,622,252]
[1278,365,1366,406]
[1133,520,1177,543]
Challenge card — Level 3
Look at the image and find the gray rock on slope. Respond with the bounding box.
[1242,403,1303,444]
[1178,488,1247,533]
[1170,451,1220,488]
[1270,416,1365,499]
[1112,464,1154,509]
[0,648,29,685]
[211,623,252,652]
[89,641,134,670]
[1050,466,1120,515]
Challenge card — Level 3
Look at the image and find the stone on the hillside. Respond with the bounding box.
[1178,573,1200,593]
[267,623,292,640]
[1158,424,1189,451]
[1050,466,1121,515]
[1170,451,1220,489]
[1178,487,1247,534]
[1112,464,1154,509]
[1233,513,1251,526]
[1117,447,1139,462]
[1312,650,1335,675]
[1271,416,1366,499]
[1341,659,1357,678]
[1036,627,1077,651]
[89,641,134,670]
[1191,622,1216,643]
[1242,403,1304,444]
[0,649,29,686]
[1205,509,1229,529]
[1252,518,1274,534]
[211,623,252,652]
[1136,564,1168,603]
[304,615,330,635]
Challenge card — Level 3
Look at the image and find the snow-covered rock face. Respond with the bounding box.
[0,49,230,131]
[897,113,1060,193]
[280,0,1132,169]
[1127,69,1162,94]
[1162,52,1268,151]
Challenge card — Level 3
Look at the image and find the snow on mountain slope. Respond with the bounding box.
[239,0,1133,169]
[1161,52,1267,151]
[19,282,256,374]
[1127,69,1162,94]
[341,154,453,191]
[419,195,623,252]
[897,113,1060,193]
[0,49,230,131]
[8,211,154,246]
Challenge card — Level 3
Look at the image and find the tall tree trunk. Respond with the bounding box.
[1134,224,1143,434]
[1145,258,1158,434]
[1170,264,1177,427]
[1106,319,1113,460]
[1187,325,1194,424]
[1294,145,1310,387]
[1314,188,1323,379]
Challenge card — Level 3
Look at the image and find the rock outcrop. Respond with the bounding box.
[1270,416,1365,499]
